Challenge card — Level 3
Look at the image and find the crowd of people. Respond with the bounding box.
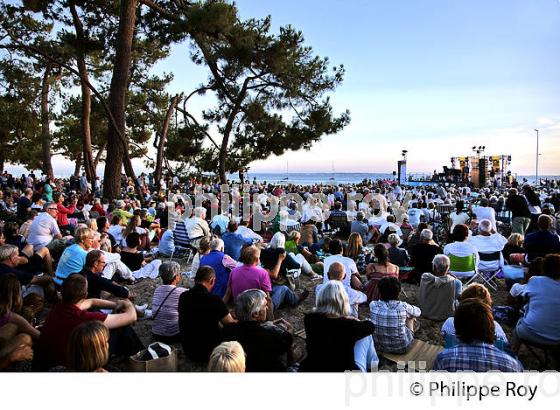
[0,170,559,372]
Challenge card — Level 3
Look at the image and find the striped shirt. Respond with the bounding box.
[151,285,188,337]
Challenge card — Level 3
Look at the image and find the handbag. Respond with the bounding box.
[129,342,177,372]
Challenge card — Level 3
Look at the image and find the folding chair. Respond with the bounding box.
[448,253,477,283]
[476,251,502,291]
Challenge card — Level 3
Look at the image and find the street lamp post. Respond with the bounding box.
[534,129,539,186]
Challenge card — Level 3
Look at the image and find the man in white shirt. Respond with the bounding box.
[316,262,366,317]
[379,215,403,238]
[472,198,497,231]
[322,239,362,290]
[27,203,62,251]
[235,220,263,242]
[185,207,210,242]
[407,203,422,228]
[468,219,507,271]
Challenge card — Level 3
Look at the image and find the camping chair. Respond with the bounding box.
[476,251,503,291]
[327,214,350,238]
[448,253,477,282]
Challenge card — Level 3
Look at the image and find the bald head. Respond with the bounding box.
[327,262,345,281]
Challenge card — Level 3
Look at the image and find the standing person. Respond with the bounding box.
[506,188,531,235]
[178,266,236,362]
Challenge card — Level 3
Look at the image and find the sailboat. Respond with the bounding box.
[329,160,336,184]
[281,160,290,181]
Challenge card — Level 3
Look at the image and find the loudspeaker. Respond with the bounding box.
[479,158,487,186]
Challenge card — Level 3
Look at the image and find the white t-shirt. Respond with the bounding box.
[28,212,61,250]
[323,254,358,287]
[449,211,470,231]
[407,208,422,226]
[473,206,497,230]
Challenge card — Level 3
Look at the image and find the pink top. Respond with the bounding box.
[229,264,272,301]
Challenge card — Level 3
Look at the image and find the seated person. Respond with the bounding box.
[433,299,523,372]
[120,232,162,280]
[468,219,507,272]
[225,246,272,304]
[34,274,143,370]
[364,244,399,301]
[199,238,237,298]
[441,283,508,349]
[513,254,560,347]
[316,262,366,318]
[0,274,40,369]
[178,266,236,362]
[27,202,63,253]
[54,227,94,286]
[78,250,130,300]
[222,220,253,261]
[221,289,294,372]
[66,321,110,372]
[208,341,246,373]
[443,224,478,279]
[410,229,443,283]
[300,280,378,372]
[369,277,421,353]
[502,233,525,264]
[323,239,363,290]
[0,244,55,297]
[387,233,410,268]
[235,220,263,243]
[523,215,560,262]
[417,255,462,320]
[151,261,187,343]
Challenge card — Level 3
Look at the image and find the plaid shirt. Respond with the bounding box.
[369,300,421,353]
[433,342,524,372]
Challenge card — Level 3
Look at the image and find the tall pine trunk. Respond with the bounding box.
[103,0,138,200]
[41,64,54,179]
[69,0,96,183]
[154,94,179,189]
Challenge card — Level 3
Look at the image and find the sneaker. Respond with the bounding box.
[143,309,153,319]
[309,273,322,281]
[135,304,148,314]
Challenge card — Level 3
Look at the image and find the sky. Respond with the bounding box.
[6,0,560,177]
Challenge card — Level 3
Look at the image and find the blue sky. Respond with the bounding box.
[7,0,560,177]
[153,0,560,175]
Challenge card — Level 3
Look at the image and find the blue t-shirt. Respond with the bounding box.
[222,232,252,261]
[520,276,560,342]
[55,244,88,285]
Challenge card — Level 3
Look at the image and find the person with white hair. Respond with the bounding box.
[409,228,443,284]
[185,206,210,247]
[220,289,294,372]
[417,254,462,320]
[199,237,237,298]
[300,280,378,372]
[468,219,507,271]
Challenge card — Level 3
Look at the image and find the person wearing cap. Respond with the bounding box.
[111,200,133,225]
[27,202,63,253]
